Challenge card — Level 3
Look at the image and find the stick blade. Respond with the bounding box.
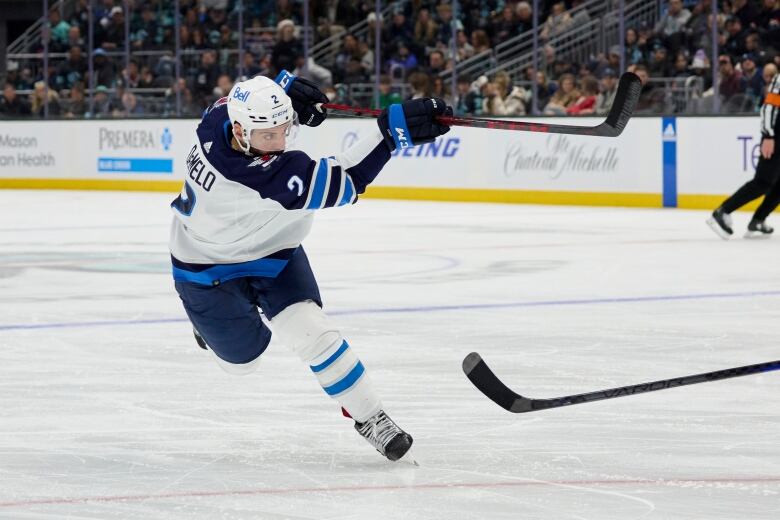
[600,72,642,137]
[463,352,531,412]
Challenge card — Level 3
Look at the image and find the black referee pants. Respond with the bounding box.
[720,143,780,222]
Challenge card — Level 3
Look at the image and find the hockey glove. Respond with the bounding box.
[377,97,452,152]
[274,70,328,127]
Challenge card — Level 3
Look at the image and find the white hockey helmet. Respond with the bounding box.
[227,75,298,154]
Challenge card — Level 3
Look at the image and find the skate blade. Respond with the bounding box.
[744,231,773,240]
[706,218,732,240]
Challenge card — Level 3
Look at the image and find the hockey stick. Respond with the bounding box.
[462,352,780,413]
[324,72,641,137]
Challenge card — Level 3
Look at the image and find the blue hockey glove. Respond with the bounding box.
[377,97,452,151]
[274,70,328,127]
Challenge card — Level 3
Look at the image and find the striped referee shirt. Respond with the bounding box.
[761,73,780,138]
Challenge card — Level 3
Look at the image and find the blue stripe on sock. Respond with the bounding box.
[310,340,349,373]
[322,362,365,396]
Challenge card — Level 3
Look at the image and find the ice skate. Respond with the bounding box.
[706,208,733,240]
[354,410,413,462]
[744,220,774,239]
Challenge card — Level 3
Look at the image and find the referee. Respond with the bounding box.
[709,63,780,239]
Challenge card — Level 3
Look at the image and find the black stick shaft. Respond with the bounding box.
[324,73,641,137]
[538,360,780,410]
[463,353,780,413]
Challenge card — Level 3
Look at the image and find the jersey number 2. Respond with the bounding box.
[172,182,196,216]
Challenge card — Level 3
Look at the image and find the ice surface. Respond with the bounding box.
[1,190,778,519]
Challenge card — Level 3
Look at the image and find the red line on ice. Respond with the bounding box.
[1,476,779,508]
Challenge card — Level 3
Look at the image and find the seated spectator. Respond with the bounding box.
[214,73,234,98]
[595,68,618,115]
[238,50,263,78]
[655,0,691,38]
[435,3,455,46]
[741,53,765,107]
[732,0,760,27]
[30,81,62,117]
[372,74,403,109]
[138,66,156,89]
[456,30,475,61]
[118,91,145,117]
[97,6,126,50]
[357,40,374,75]
[48,9,72,52]
[87,84,112,118]
[566,75,599,115]
[515,2,533,33]
[0,82,32,117]
[649,42,672,77]
[483,71,527,116]
[164,78,202,117]
[334,34,359,82]
[342,58,368,84]
[470,29,491,55]
[624,28,645,65]
[271,19,303,76]
[757,0,780,37]
[544,73,579,114]
[385,10,413,47]
[122,60,141,89]
[131,4,159,50]
[718,54,747,101]
[723,16,747,57]
[426,50,447,75]
[55,46,88,90]
[684,0,711,50]
[64,83,87,118]
[92,48,117,88]
[534,70,558,110]
[414,8,438,49]
[407,71,432,99]
[671,51,692,79]
[541,2,573,40]
[387,41,418,79]
[455,75,484,116]
[193,49,221,104]
[490,5,520,47]
[431,76,454,107]
[633,64,666,113]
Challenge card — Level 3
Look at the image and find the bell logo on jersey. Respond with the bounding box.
[232,86,250,103]
[394,127,410,149]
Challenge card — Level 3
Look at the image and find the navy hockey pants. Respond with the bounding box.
[174,248,322,365]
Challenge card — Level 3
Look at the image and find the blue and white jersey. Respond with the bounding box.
[169,99,391,285]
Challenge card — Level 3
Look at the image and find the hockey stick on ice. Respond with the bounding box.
[462,352,780,413]
[324,72,641,137]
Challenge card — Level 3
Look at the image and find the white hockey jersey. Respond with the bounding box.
[169,98,391,285]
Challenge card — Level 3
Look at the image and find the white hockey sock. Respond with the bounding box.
[308,338,381,423]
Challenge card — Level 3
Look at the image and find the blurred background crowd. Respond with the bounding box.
[0,0,778,119]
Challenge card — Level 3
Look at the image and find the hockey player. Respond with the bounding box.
[169,71,452,462]
[708,67,780,239]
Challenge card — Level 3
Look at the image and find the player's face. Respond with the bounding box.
[248,121,292,153]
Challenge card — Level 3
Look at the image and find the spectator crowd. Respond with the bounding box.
[1,0,779,119]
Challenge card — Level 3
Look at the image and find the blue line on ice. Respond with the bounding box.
[3,289,780,331]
